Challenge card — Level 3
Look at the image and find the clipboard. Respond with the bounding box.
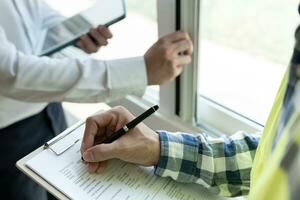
[16,106,237,200]
[16,120,87,200]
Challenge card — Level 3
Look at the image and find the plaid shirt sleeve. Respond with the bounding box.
[154,130,261,197]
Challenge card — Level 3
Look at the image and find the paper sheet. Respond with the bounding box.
[27,139,220,200]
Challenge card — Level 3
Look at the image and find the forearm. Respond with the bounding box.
[0,29,147,103]
[154,130,261,197]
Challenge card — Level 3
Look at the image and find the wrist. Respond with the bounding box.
[144,54,155,85]
[150,132,160,165]
[141,125,160,165]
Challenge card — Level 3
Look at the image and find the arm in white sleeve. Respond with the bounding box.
[0,28,147,103]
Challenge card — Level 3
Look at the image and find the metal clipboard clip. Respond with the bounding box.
[44,120,85,156]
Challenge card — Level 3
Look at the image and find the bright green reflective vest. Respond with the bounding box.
[249,73,300,200]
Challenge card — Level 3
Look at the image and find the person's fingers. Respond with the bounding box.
[76,41,84,49]
[87,161,107,174]
[81,112,115,154]
[160,30,190,44]
[96,161,108,173]
[97,26,113,39]
[83,143,119,162]
[81,119,97,154]
[87,162,99,173]
[175,55,192,66]
[89,29,108,46]
[167,55,192,78]
[80,35,98,53]
[108,106,133,133]
[171,65,184,78]
[172,39,194,56]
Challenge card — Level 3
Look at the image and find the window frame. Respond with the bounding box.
[110,0,263,135]
[109,0,203,133]
[178,0,263,134]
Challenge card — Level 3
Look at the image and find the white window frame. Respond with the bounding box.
[109,0,263,136]
[109,0,199,133]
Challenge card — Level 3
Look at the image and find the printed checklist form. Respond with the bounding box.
[24,123,222,200]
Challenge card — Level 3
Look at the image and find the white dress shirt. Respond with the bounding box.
[0,0,147,128]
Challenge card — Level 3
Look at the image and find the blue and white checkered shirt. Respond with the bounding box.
[154,130,261,197]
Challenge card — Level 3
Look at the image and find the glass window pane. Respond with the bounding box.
[197,0,299,124]
[94,0,159,104]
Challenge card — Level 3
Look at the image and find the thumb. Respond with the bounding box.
[83,143,118,162]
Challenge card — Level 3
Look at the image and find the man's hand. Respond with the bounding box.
[81,106,160,173]
[76,25,112,54]
[144,31,193,85]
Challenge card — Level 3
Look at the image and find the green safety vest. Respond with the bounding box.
[249,73,300,199]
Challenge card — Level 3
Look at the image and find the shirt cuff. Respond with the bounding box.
[154,131,199,183]
[107,56,147,98]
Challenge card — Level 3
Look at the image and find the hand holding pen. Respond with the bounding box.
[81,106,160,173]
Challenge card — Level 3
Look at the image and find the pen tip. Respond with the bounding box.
[153,105,159,111]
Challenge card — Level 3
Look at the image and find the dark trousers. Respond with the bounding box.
[0,103,67,200]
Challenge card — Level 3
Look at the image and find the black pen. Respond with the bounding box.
[103,105,159,143]
[81,105,159,161]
